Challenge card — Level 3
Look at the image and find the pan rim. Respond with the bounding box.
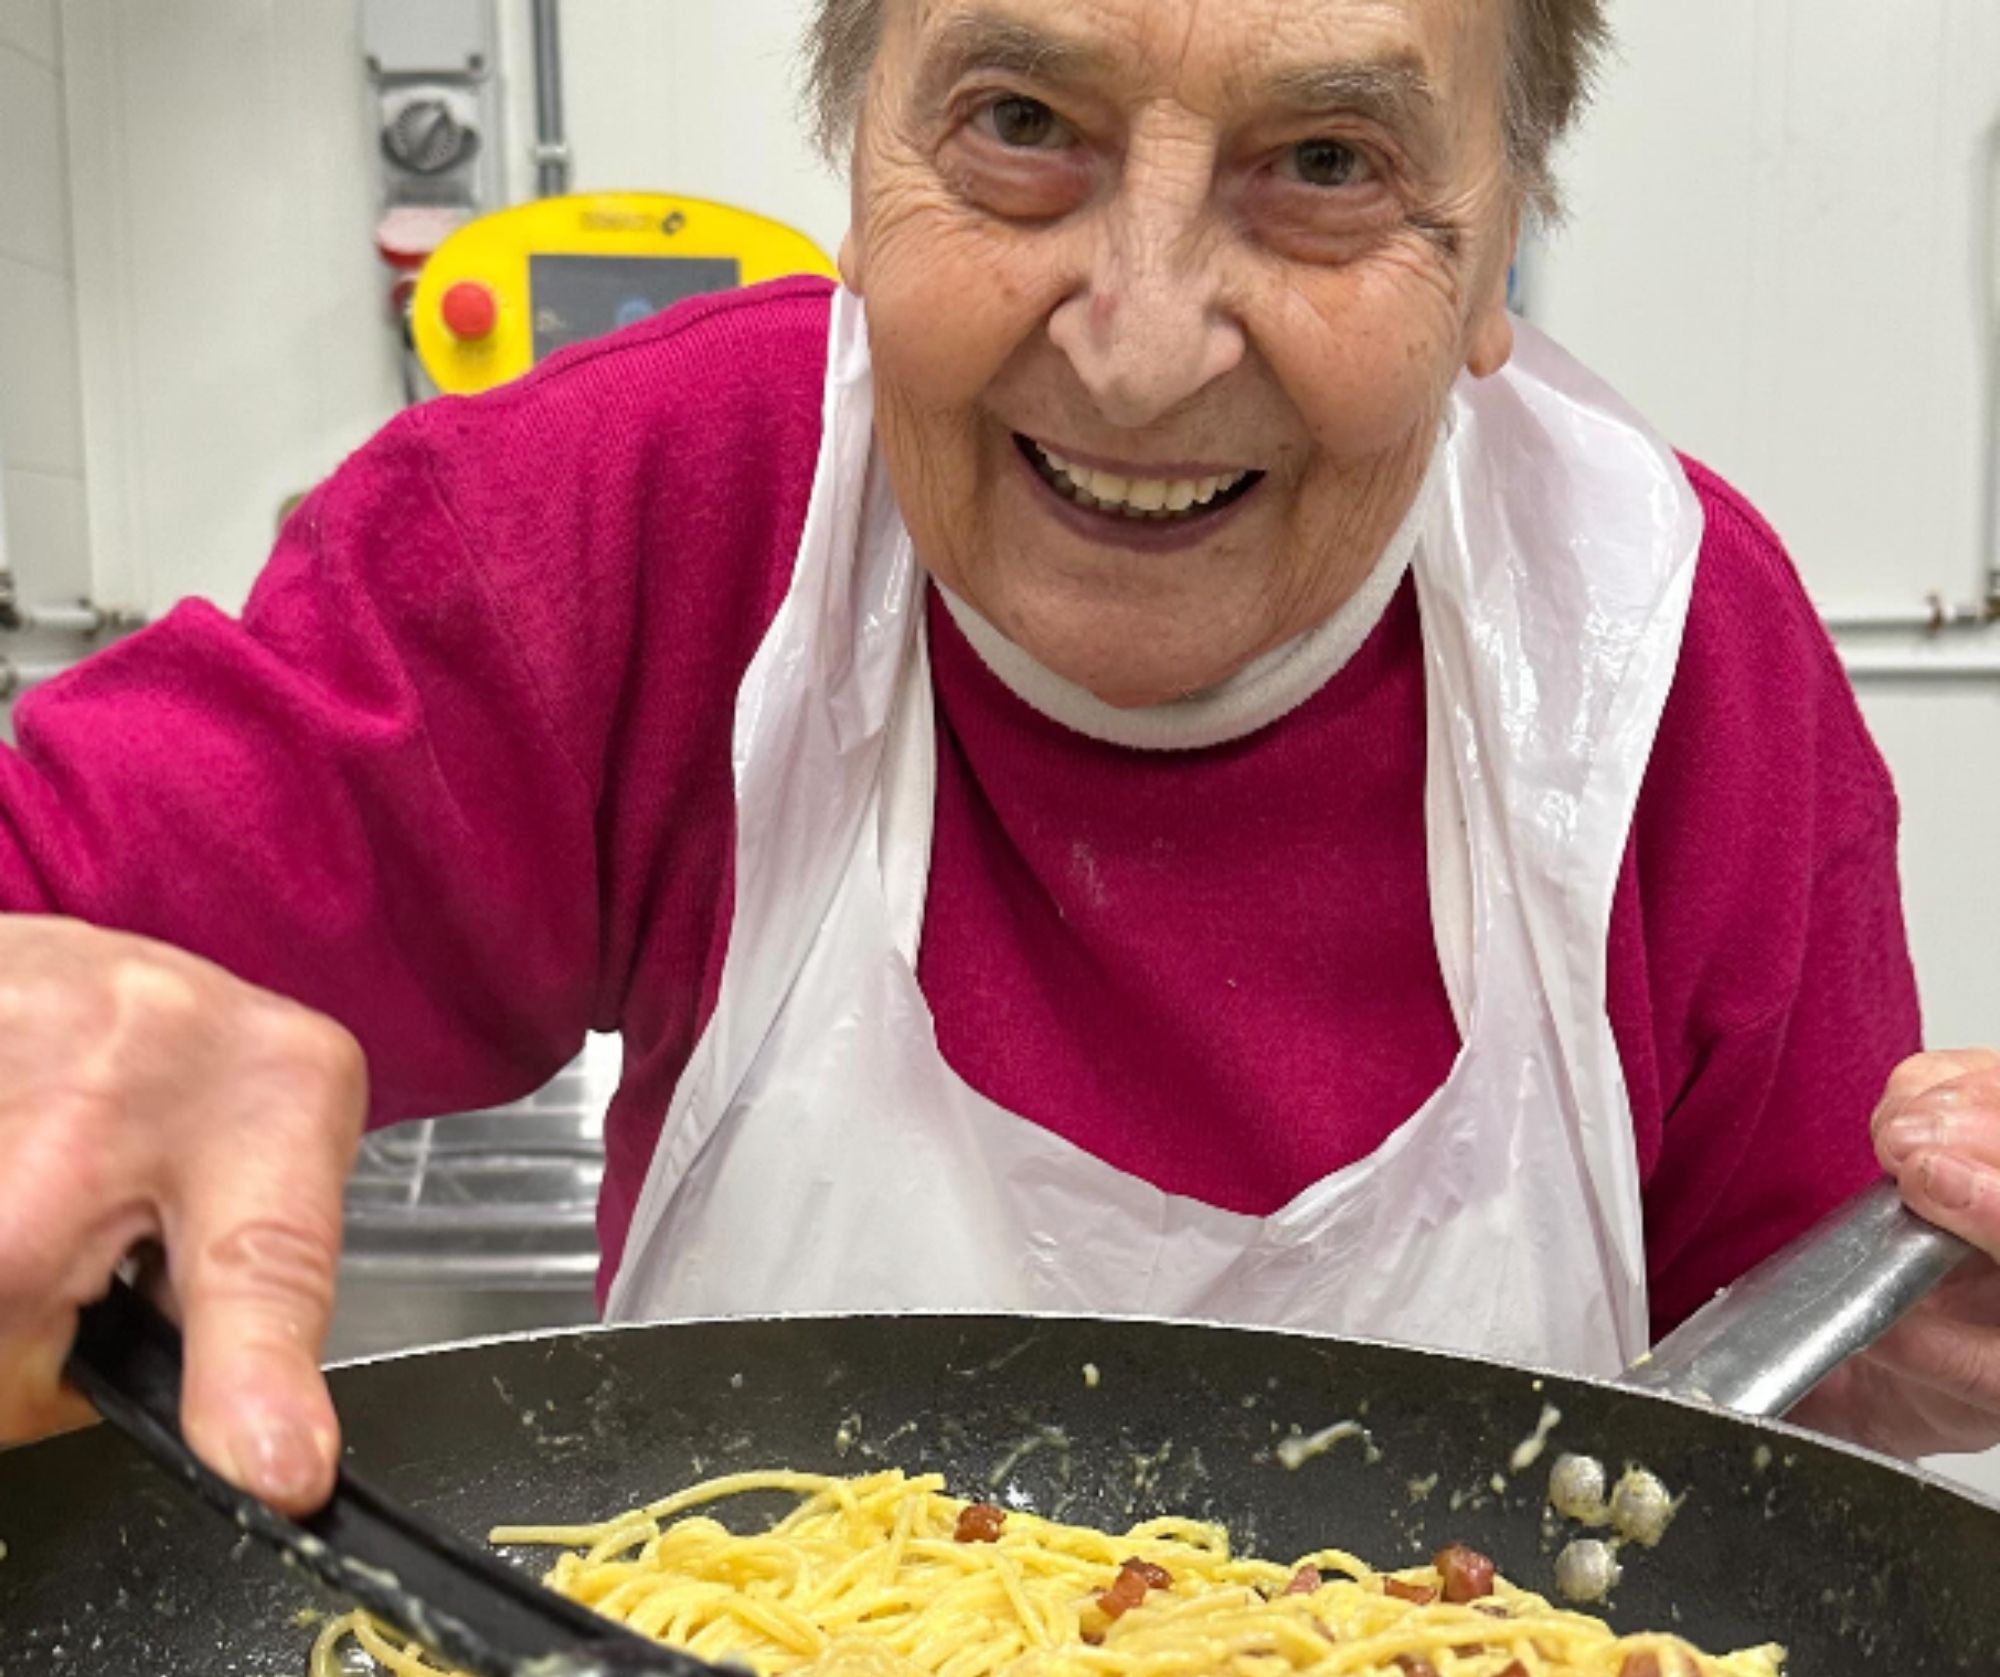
[317,1307,2000,1517]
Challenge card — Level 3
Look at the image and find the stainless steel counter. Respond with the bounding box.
[325,1037,618,1361]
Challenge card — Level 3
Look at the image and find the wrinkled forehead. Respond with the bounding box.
[890,0,1505,126]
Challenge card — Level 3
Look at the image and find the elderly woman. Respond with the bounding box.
[3,0,2000,1515]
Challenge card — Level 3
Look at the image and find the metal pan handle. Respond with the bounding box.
[1621,1179,1972,1419]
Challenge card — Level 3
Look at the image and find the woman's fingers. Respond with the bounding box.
[0,1313,99,1440]
[1873,1050,2000,1164]
[1860,1264,2000,1402]
[1872,1051,2000,1251]
[173,1219,345,1513]
[1804,1051,2000,1459]
[171,1017,365,1515]
[1794,1349,2000,1459]
[0,916,367,1515]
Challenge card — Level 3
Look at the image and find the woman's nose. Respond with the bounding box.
[1046,188,1247,429]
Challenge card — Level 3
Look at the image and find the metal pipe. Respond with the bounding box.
[18,602,105,635]
[1979,117,2000,641]
[2,600,150,636]
[530,0,570,198]
[1838,648,2000,682]
[0,659,75,700]
[1820,606,1997,634]
[1819,593,2000,678]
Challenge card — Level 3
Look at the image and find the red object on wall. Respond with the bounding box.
[441,281,498,341]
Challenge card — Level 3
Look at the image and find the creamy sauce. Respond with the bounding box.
[1276,1420,1367,1471]
[1509,1403,1564,1474]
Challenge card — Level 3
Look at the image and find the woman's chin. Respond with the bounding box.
[930,562,1276,709]
[1017,632,1260,709]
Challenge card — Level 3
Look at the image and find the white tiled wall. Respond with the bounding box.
[0,0,90,605]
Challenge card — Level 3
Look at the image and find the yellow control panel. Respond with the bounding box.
[411,192,837,395]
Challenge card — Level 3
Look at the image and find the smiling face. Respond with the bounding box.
[840,0,1520,706]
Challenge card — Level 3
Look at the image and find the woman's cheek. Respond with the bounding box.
[1267,269,1466,456]
[1267,333,1439,464]
[867,221,1065,406]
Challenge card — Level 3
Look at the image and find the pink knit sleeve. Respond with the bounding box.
[0,412,604,1125]
[1622,460,1922,1335]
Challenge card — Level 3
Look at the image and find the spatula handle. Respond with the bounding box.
[1621,1179,1971,1419]
[66,1276,715,1677]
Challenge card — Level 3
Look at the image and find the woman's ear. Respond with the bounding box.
[838,229,863,292]
[1465,295,1515,378]
[1465,203,1522,378]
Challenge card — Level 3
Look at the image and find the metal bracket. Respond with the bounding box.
[0,598,147,637]
[0,590,147,706]
[1820,590,2000,637]
[1918,591,2000,633]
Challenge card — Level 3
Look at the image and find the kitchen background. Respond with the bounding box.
[1,1,1997,1485]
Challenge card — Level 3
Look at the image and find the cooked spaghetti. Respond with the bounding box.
[310,1469,1784,1677]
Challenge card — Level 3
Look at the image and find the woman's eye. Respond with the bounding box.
[979,95,1069,151]
[1281,139,1370,188]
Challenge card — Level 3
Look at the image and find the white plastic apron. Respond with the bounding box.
[607,289,1703,1377]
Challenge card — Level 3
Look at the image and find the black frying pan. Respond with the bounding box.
[3,1189,1999,1673]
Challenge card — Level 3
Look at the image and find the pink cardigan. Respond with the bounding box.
[0,278,1919,1335]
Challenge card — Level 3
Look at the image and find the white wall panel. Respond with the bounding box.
[1538,0,2000,609]
[0,37,69,270]
[0,0,58,68]
[1,0,87,727]
[62,0,403,614]
[0,465,89,600]
[0,254,83,477]
[1857,684,2000,1050]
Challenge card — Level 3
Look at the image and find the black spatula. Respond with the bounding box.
[66,1276,738,1677]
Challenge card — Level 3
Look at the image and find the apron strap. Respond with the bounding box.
[877,607,937,968]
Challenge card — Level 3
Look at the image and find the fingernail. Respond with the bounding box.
[1882,1117,1941,1163]
[1920,1153,1980,1213]
[231,1413,323,1504]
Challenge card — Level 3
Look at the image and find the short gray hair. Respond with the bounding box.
[803,0,1609,220]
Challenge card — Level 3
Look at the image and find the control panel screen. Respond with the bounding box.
[529,255,743,362]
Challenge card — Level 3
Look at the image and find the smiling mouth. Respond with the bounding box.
[1015,435,1264,523]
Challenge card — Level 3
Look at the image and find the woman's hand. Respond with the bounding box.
[0,915,364,1512]
[1793,1049,2000,1457]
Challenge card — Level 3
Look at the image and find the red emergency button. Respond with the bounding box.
[440,281,498,341]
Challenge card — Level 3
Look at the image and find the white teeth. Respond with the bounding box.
[1030,441,1251,519]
